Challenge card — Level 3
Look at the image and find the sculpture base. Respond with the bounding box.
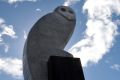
[47,56,85,80]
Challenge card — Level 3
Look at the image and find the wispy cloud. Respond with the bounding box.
[68,0,120,67]
[63,0,80,6]
[105,60,110,64]
[4,44,10,53]
[23,30,27,40]
[0,58,22,78]
[110,64,120,71]
[36,8,41,12]
[0,18,17,52]
[115,19,120,25]
[3,0,37,4]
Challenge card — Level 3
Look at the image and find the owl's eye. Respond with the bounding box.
[60,7,74,14]
[69,10,74,14]
[61,8,66,12]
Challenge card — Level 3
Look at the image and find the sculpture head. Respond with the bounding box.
[54,6,75,21]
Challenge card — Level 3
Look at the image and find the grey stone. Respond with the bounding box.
[23,6,76,80]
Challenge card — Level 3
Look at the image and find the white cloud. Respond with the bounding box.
[0,18,4,24]
[1,25,17,39]
[4,44,9,53]
[69,0,120,67]
[0,18,17,52]
[0,18,21,78]
[4,0,37,4]
[23,30,27,40]
[110,64,120,71]
[0,58,22,77]
[36,8,41,12]
[63,0,80,6]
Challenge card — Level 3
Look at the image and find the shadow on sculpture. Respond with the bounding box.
[23,6,85,80]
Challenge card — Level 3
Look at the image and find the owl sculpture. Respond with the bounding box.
[23,6,76,80]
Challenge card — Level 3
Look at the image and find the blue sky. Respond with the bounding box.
[0,0,120,80]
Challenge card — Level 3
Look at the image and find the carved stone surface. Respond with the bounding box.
[23,6,76,80]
